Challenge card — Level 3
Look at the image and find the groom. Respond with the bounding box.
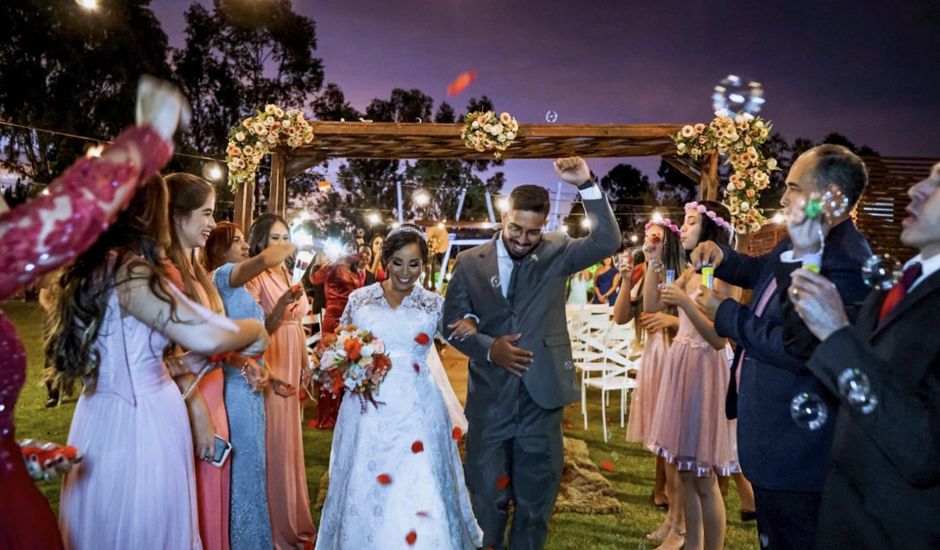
[444,157,620,549]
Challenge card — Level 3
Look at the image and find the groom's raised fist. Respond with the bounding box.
[554,157,592,186]
[489,333,533,377]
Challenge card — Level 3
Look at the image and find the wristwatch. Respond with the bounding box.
[577,180,595,191]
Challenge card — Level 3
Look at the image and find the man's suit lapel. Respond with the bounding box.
[871,270,940,339]
[477,237,511,307]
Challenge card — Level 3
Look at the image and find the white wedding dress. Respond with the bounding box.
[315,283,483,550]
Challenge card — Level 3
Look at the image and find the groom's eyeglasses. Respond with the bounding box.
[505,223,543,240]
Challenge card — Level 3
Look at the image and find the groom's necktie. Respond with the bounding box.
[506,258,522,305]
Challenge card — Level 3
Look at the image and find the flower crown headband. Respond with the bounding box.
[387,225,427,241]
[684,202,733,231]
[645,218,681,236]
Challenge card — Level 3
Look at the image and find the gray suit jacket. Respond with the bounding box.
[443,195,620,418]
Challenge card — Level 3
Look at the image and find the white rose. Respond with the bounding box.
[471,121,479,129]
[741,201,750,212]
[282,120,291,129]
[505,132,515,140]
[483,124,493,133]
[767,158,778,170]
[491,123,503,135]
[235,132,246,142]
[265,105,277,115]
[497,134,506,142]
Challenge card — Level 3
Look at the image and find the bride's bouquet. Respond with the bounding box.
[312,325,392,410]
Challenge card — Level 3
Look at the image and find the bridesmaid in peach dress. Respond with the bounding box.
[165,173,231,550]
[246,213,316,549]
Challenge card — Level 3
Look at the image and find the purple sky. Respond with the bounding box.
[152,0,940,201]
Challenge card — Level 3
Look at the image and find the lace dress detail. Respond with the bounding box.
[0,125,171,549]
[316,283,482,550]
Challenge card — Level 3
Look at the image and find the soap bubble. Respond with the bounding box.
[821,188,850,219]
[545,110,559,123]
[712,75,765,118]
[790,392,828,430]
[837,368,879,414]
[861,254,902,290]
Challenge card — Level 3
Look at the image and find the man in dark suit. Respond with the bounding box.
[787,162,940,549]
[692,145,873,549]
[443,157,620,550]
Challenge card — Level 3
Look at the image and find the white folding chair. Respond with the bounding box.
[582,358,640,442]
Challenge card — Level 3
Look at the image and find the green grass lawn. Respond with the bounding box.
[6,300,757,549]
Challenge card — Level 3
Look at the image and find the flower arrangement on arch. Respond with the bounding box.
[460,110,518,159]
[312,324,391,410]
[673,115,779,234]
[225,104,315,191]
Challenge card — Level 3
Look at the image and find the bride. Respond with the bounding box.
[316,224,483,549]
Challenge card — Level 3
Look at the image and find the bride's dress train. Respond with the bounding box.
[315,283,482,550]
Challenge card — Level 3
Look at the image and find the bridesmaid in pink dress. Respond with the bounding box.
[0,78,181,550]
[164,172,231,550]
[613,218,684,538]
[647,201,741,550]
[246,213,316,549]
[51,177,269,548]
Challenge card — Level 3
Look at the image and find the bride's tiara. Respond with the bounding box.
[387,224,427,241]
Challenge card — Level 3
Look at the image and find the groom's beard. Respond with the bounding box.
[502,232,540,259]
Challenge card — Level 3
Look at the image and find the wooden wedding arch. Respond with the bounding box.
[232,121,720,230]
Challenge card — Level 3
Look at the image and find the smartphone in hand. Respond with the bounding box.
[210,434,232,467]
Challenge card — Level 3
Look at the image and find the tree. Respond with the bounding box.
[0,0,170,184]
[171,0,324,214]
[653,160,697,206]
[173,0,324,156]
[297,86,506,240]
[310,83,361,121]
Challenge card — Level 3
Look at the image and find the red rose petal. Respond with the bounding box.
[452,427,463,441]
[562,421,573,429]
[305,419,317,429]
[416,511,429,518]
[413,363,420,373]
[600,460,615,472]
[405,530,417,545]
[414,332,430,345]
[496,475,511,490]
[377,473,392,485]
[411,440,424,453]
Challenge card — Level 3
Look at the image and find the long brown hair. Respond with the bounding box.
[164,173,223,313]
[45,175,179,389]
[204,221,240,272]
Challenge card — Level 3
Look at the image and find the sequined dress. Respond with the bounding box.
[315,283,483,549]
[0,126,171,549]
